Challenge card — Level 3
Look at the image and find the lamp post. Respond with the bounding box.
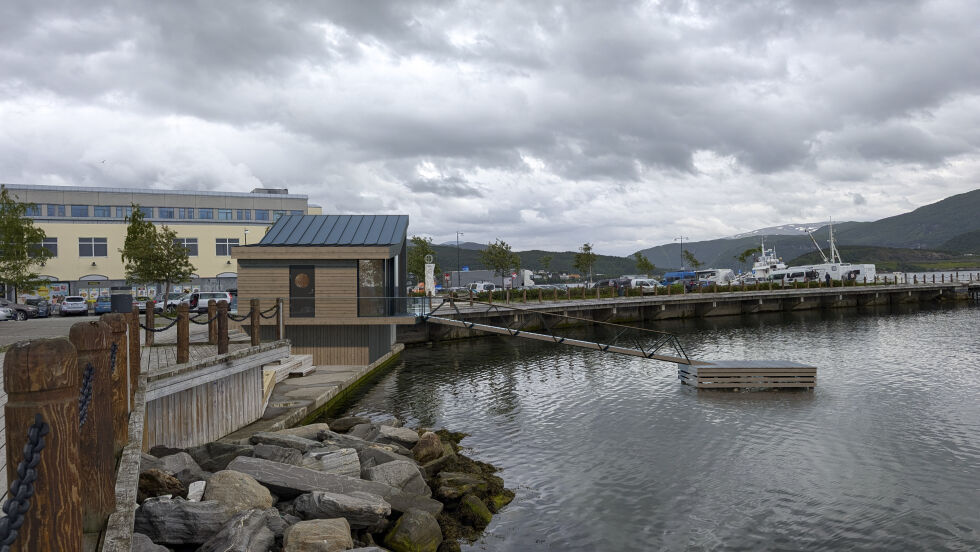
[244,228,250,245]
[674,236,688,270]
[456,231,464,288]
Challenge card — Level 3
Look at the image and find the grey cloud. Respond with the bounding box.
[407,175,483,198]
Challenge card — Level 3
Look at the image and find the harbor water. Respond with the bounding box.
[343,304,980,550]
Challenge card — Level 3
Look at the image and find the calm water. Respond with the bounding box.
[344,304,980,551]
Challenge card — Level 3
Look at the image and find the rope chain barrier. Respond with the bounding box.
[259,304,280,319]
[140,316,179,332]
[189,312,221,326]
[78,362,94,428]
[0,414,50,552]
[227,310,252,322]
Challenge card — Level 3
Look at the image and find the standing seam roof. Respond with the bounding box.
[256,215,409,246]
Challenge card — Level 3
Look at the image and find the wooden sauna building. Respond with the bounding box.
[233,214,415,365]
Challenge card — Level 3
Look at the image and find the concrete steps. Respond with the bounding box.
[261,354,315,408]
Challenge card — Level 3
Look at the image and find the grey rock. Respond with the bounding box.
[383,509,442,552]
[203,470,276,514]
[349,548,388,552]
[294,491,391,531]
[347,423,380,440]
[329,416,371,433]
[420,444,456,479]
[197,508,276,552]
[187,442,255,472]
[227,456,442,515]
[374,426,419,449]
[158,452,210,487]
[250,432,321,453]
[265,508,293,539]
[140,453,162,472]
[132,532,169,552]
[301,448,360,478]
[138,469,186,503]
[378,417,403,428]
[255,443,304,466]
[187,480,207,501]
[459,494,492,530]
[321,431,412,456]
[134,497,235,545]
[284,518,353,552]
[272,423,332,441]
[412,432,443,464]
[357,446,414,475]
[149,445,184,458]
[363,461,431,498]
[435,472,487,500]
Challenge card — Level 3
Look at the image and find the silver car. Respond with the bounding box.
[0,306,13,321]
[60,296,90,316]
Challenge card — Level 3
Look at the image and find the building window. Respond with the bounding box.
[138,206,153,218]
[79,237,108,257]
[273,210,286,221]
[290,210,304,216]
[255,209,270,221]
[47,204,65,217]
[358,259,394,317]
[174,238,198,256]
[178,207,194,219]
[218,209,233,220]
[93,205,111,217]
[215,238,239,256]
[289,265,315,318]
[237,209,251,220]
[116,206,133,218]
[23,204,41,216]
[199,208,213,219]
[158,207,175,219]
[71,205,89,217]
[41,237,58,257]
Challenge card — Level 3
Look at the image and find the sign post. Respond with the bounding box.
[424,254,435,297]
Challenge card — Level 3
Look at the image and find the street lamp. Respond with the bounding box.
[674,236,689,270]
[456,231,464,288]
[244,228,250,245]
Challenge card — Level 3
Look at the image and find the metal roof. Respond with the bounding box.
[257,215,409,246]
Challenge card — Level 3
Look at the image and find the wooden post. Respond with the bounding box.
[98,314,130,458]
[275,297,284,340]
[4,338,83,552]
[932,274,935,284]
[469,290,474,306]
[539,288,543,303]
[595,287,600,299]
[555,288,559,302]
[217,300,229,355]
[250,298,261,346]
[207,299,218,345]
[506,289,510,304]
[144,301,155,347]
[941,273,945,283]
[177,303,190,364]
[69,320,115,533]
[523,289,527,303]
[489,290,493,305]
[128,307,140,411]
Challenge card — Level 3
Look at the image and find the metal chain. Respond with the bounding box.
[109,342,118,375]
[139,316,180,332]
[227,310,251,322]
[189,313,221,326]
[78,362,94,428]
[259,304,280,319]
[0,414,50,551]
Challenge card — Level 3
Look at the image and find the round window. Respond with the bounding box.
[294,273,311,288]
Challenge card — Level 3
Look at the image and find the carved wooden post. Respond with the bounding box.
[4,338,83,552]
[217,301,229,354]
[144,302,155,347]
[99,314,130,457]
[207,299,218,345]
[69,320,115,533]
[128,308,140,408]
[177,303,190,364]
[250,298,261,346]
[276,297,284,341]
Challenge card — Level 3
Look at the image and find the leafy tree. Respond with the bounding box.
[573,243,597,283]
[737,246,761,265]
[539,255,553,272]
[633,252,655,275]
[479,239,520,286]
[0,186,51,296]
[682,249,704,270]
[120,204,195,306]
[407,236,440,286]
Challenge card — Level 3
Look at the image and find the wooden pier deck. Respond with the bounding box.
[678,360,817,389]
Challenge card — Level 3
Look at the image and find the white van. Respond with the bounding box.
[629,279,662,294]
[467,282,497,293]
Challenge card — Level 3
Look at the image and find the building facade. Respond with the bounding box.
[4,183,319,301]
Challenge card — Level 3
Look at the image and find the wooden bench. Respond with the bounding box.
[678,360,816,389]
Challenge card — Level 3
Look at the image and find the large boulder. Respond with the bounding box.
[227,456,443,515]
[254,443,304,466]
[329,416,371,433]
[374,426,419,449]
[301,448,360,478]
[357,446,414,475]
[272,423,332,441]
[138,469,186,503]
[140,453,163,472]
[187,442,255,472]
[383,509,442,552]
[419,444,456,479]
[132,532,169,552]
[158,452,211,487]
[294,491,391,532]
[347,423,380,441]
[203,470,276,514]
[459,494,492,530]
[197,508,276,552]
[134,497,235,545]
[434,472,487,501]
[321,431,413,457]
[412,432,443,464]
[363,461,431,497]
[284,518,353,552]
[250,432,321,453]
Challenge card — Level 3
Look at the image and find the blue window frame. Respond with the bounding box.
[138,207,153,218]
[158,207,175,219]
[48,204,66,217]
[116,206,133,218]
[255,209,269,221]
[93,205,110,217]
[199,208,213,219]
[179,208,194,219]
[25,204,41,216]
[218,209,233,220]
[71,205,89,217]
[237,209,251,220]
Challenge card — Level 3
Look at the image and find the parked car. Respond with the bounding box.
[135,296,155,312]
[23,297,50,317]
[0,306,14,321]
[629,279,663,294]
[94,296,113,314]
[59,296,89,316]
[188,291,234,313]
[0,298,39,320]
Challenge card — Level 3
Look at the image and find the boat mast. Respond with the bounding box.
[828,219,842,263]
[805,227,830,263]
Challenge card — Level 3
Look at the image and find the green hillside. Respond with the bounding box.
[940,229,980,254]
[833,189,980,248]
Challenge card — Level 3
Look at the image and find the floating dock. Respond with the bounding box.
[677,360,816,389]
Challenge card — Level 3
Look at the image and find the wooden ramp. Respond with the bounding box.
[678,360,816,389]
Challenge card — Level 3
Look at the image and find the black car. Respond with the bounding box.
[24,297,50,317]
[0,298,39,320]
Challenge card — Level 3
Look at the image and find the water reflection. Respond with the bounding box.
[343,304,980,551]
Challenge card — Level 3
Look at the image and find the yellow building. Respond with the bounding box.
[5,183,320,301]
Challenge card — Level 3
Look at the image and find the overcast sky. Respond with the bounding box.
[2,1,979,255]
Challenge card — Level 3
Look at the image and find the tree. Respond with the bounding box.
[539,255,553,272]
[736,246,761,272]
[682,249,704,270]
[407,236,440,287]
[633,252,655,275]
[479,239,520,286]
[0,185,51,296]
[574,243,597,284]
[120,204,195,306]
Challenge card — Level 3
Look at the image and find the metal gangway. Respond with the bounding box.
[419,298,695,365]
